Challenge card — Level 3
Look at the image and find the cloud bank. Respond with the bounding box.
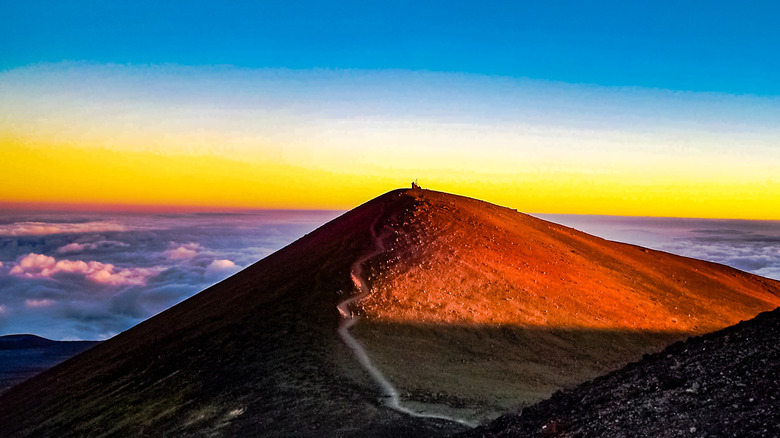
[9,253,156,286]
[0,209,340,340]
[537,214,780,282]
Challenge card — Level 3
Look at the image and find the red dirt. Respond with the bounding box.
[359,188,780,333]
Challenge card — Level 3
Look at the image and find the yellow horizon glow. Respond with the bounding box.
[3,64,780,220]
[3,133,779,220]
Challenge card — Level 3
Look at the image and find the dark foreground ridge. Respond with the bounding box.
[461,307,780,438]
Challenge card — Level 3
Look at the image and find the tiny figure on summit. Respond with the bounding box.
[412,180,421,190]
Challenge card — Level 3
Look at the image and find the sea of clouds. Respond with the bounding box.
[0,210,340,340]
[537,214,780,282]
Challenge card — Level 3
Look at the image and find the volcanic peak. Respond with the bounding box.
[358,188,780,332]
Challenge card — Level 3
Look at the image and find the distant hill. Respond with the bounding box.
[461,307,780,437]
[0,334,57,350]
[0,188,778,436]
[0,335,99,394]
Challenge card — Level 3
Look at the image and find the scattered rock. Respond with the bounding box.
[458,308,780,438]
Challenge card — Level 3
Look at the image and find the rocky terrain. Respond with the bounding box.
[461,307,780,438]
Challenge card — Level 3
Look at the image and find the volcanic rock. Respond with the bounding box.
[461,307,780,437]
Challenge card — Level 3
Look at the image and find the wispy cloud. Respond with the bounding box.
[25,299,54,308]
[57,240,130,254]
[0,221,130,236]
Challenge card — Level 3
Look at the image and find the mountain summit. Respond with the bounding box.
[0,188,778,437]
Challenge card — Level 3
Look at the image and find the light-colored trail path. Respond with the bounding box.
[337,209,476,428]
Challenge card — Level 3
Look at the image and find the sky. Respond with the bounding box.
[1,1,780,218]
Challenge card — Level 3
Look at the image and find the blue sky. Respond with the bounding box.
[3,1,779,95]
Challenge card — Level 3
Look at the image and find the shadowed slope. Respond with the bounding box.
[461,307,780,437]
[351,188,780,421]
[0,189,464,437]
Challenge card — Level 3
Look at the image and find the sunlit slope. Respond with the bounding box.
[352,188,780,420]
[361,189,778,330]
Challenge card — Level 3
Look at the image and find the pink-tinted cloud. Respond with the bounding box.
[25,298,55,308]
[10,253,157,286]
[10,253,56,276]
[206,259,236,272]
[58,243,88,253]
[164,243,201,260]
[205,259,241,280]
[57,241,130,254]
[0,221,130,236]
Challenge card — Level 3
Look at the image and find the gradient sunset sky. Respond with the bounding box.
[2,1,779,218]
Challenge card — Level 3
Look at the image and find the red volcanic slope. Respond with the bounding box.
[350,188,780,420]
[0,188,777,436]
[360,189,779,332]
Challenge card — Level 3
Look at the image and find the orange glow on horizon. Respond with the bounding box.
[2,134,780,219]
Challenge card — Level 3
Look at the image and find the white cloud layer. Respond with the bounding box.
[0,210,340,340]
[0,221,130,236]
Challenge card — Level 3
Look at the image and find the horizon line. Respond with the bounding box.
[2,198,779,223]
[0,201,344,214]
